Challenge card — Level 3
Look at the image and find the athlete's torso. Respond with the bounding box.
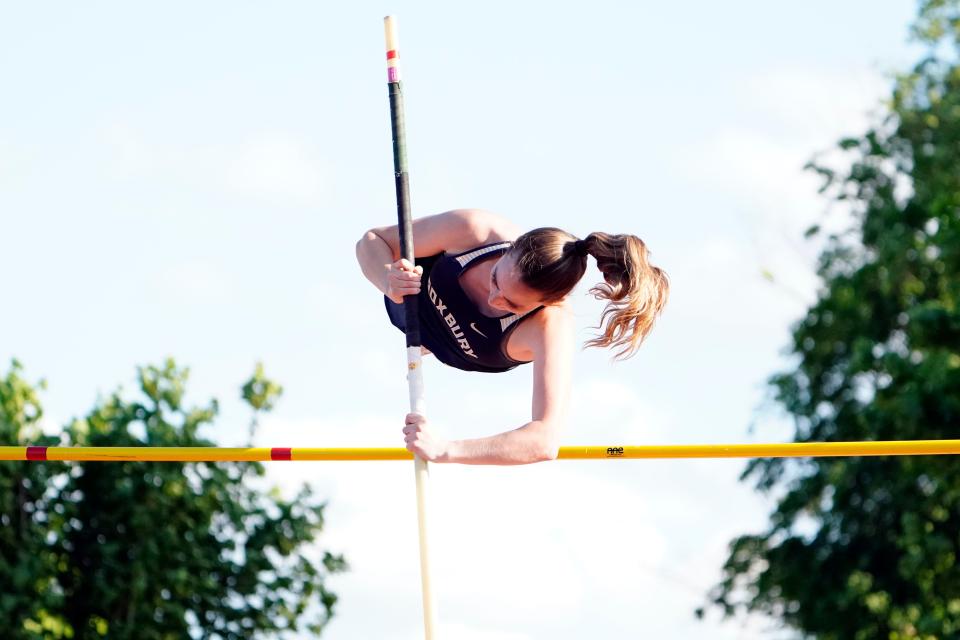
[385,242,544,373]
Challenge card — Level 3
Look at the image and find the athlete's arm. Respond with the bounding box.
[404,308,573,465]
[357,209,519,302]
[356,209,519,301]
[361,208,520,259]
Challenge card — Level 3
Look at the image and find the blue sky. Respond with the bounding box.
[1,1,921,638]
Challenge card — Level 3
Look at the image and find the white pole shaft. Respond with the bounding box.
[406,346,438,639]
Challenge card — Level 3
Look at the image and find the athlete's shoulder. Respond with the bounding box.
[363,209,521,261]
[536,303,575,337]
[441,209,521,251]
[507,303,574,361]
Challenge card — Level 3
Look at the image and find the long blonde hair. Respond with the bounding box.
[510,227,669,359]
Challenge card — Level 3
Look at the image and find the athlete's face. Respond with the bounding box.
[488,253,543,314]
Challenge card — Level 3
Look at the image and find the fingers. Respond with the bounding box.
[390,284,420,300]
[388,260,423,301]
[395,259,423,275]
[403,413,425,442]
[395,263,423,292]
[402,414,442,462]
[403,428,421,446]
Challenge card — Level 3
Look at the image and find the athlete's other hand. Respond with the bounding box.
[386,259,423,304]
[403,413,449,462]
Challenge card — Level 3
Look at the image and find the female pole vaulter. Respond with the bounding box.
[356,208,670,465]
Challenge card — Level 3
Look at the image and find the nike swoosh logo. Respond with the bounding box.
[469,322,488,338]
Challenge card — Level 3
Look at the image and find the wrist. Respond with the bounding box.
[381,264,394,298]
[436,440,458,463]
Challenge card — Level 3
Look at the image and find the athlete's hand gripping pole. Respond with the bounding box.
[384,16,439,640]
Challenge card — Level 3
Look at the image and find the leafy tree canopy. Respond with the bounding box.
[704,1,960,637]
[0,359,345,639]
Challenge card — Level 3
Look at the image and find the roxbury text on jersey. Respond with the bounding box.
[427,278,478,359]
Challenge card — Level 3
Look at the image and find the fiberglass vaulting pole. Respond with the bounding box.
[384,16,439,640]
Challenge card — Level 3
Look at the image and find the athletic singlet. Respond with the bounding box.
[384,242,545,373]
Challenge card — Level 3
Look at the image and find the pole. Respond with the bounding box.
[384,16,439,640]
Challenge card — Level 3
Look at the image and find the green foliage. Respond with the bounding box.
[0,359,345,639]
[0,362,69,639]
[241,362,283,414]
[241,362,284,440]
[704,2,960,637]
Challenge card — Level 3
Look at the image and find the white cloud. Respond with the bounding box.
[567,376,679,443]
[670,65,891,315]
[100,123,327,208]
[688,127,824,214]
[740,65,890,141]
[0,138,17,186]
[101,122,153,178]
[152,259,233,301]
[222,133,326,206]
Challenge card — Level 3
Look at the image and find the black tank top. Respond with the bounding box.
[384,242,544,373]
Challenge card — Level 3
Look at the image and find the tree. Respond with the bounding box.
[704,2,960,637]
[0,362,68,639]
[0,359,345,639]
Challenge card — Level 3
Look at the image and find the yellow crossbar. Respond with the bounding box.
[3,440,960,462]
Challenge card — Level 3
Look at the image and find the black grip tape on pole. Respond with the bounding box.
[388,77,420,349]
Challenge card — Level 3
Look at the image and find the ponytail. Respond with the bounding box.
[511,228,669,359]
[580,232,669,359]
